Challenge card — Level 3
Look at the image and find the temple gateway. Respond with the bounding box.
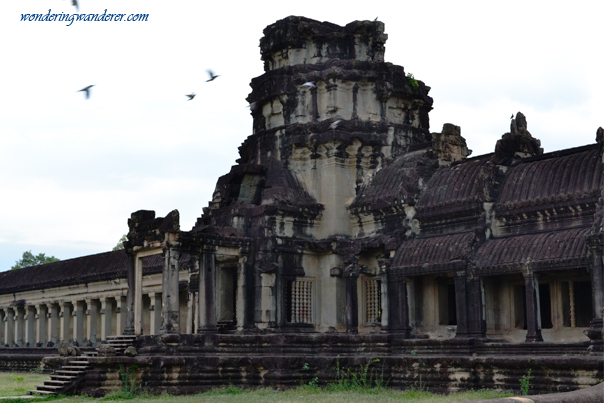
[1,16,602,395]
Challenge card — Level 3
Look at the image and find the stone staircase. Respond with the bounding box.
[104,335,137,355]
[29,356,91,395]
[29,336,137,396]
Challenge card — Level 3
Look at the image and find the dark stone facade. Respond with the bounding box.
[2,16,603,394]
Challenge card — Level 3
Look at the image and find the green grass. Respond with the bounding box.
[0,372,515,402]
[0,372,50,397]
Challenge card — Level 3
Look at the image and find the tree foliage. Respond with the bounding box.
[113,234,128,251]
[11,250,60,270]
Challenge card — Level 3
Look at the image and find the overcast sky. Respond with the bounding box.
[1,1,602,271]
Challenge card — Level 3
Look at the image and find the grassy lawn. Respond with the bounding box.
[0,372,49,397]
[0,372,516,402]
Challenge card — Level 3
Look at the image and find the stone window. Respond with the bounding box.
[561,281,593,328]
[285,279,314,324]
[364,278,381,325]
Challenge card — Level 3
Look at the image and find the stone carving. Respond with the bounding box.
[431,123,472,163]
[492,112,543,164]
[57,340,81,356]
[97,345,116,357]
[124,346,137,357]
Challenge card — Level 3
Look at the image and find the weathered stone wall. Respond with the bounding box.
[0,348,57,372]
[76,348,602,397]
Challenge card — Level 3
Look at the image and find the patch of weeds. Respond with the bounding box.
[520,369,531,396]
[31,366,44,374]
[411,350,418,356]
[11,375,25,382]
[102,364,141,400]
[407,73,419,89]
[327,356,387,393]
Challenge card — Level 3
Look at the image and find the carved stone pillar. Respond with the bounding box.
[453,272,469,338]
[4,308,15,347]
[14,307,25,347]
[387,272,411,337]
[86,299,98,345]
[72,301,84,345]
[47,303,59,346]
[135,255,144,335]
[35,305,47,347]
[186,292,194,334]
[586,234,604,351]
[467,276,486,338]
[345,268,360,334]
[198,251,217,333]
[148,292,162,335]
[60,302,71,342]
[124,254,136,335]
[25,306,35,347]
[100,297,113,341]
[0,309,5,347]
[161,247,180,334]
[116,296,127,335]
[524,272,543,342]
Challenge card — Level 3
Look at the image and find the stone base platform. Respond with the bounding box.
[54,334,603,397]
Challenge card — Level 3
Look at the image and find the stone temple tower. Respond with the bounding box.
[190,16,434,332]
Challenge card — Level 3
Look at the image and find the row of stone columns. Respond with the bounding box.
[0,296,128,348]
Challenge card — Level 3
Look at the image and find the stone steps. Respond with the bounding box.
[29,356,90,396]
[96,335,137,356]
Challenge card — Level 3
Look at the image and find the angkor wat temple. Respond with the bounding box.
[1,16,602,395]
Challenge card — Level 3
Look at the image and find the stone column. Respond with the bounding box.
[193,292,199,333]
[586,235,604,350]
[453,272,469,338]
[186,292,194,334]
[524,272,543,342]
[387,273,411,337]
[86,299,98,345]
[35,304,47,347]
[100,297,113,341]
[0,309,5,347]
[124,254,136,335]
[380,271,389,330]
[467,276,486,338]
[148,292,162,335]
[72,301,84,345]
[14,307,25,347]
[161,247,180,334]
[5,308,15,347]
[134,255,144,335]
[116,296,127,335]
[59,301,71,342]
[345,270,360,334]
[47,303,59,346]
[25,306,35,347]
[198,251,217,333]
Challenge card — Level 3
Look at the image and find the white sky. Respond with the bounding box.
[1,1,602,271]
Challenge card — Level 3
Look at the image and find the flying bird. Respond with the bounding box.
[300,81,316,88]
[72,0,79,12]
[186,93,196,101]
[206,70,219,82]
[78,85,94,100]
[329,120,342,130]
[511,114,514,119]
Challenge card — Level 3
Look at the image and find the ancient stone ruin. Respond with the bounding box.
[1,16,602,395]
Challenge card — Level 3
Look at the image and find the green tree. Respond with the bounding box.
[113,234,128,251]
[11,250,60,270]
